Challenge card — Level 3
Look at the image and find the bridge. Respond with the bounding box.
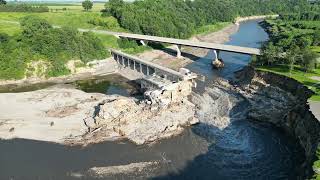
[79,29,261,63]
[110,49,190,82]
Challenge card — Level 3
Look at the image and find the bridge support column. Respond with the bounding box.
[117,56,120,64]
[139,63,142,73]
[147,66,150,75]
[213,50,220,62]
[121,56,125,68]
[140,40,147,46]
[175,45,182,59]
[133,61,136,70]
[115,54,118,63]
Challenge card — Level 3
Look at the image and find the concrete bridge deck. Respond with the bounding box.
[81,29,261,56]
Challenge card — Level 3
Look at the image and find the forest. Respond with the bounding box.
[103,0,317,39]
[0,16,107,79]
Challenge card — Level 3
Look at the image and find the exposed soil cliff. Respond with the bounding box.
[234,66,320,178]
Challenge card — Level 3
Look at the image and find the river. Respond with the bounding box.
[0,20,305,180]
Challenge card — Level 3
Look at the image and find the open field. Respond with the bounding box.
[0,12,101,29]
[257,65,320,101]
[0,21,20,35]
[311,46,320,53]
[48,3,105,12]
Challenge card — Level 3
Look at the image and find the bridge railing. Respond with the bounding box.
[110,49,185,82]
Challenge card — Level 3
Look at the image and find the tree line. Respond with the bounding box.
[0,16,108,79]
[280,12,320,21]
[255,13,320,72]
[102,0,316,39]
[0,0,49,13]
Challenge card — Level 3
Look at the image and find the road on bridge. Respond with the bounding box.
[79,29,261,56]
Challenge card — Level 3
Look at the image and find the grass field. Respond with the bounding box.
[312,46,320,53]
[257,65,320,101]
[0,21,21,35]
[0,12,101,29]
[47,3,105,12]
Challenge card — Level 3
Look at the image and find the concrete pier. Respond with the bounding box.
[175,45,182,58]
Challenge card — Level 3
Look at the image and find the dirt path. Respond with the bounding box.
[310,101,320,121]
[311,76,320,81]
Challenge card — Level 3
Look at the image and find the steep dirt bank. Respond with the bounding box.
[0,58,118,88]
[234,66,320,178]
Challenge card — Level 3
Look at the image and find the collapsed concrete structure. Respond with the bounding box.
[141,68,197,108]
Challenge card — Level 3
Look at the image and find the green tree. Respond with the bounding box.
[82,0,93,11]
[313,30,320,46]
[262,42,280,65]
[0,33,9,43]
[286,45,301,76]
[20,16,52,38]
[0,0,6,5]
[301,49,318,72]
[107,0,124,18]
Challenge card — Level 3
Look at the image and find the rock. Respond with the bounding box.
[88,161,159,177]
[93,96,198,145]
[212,59,225,68]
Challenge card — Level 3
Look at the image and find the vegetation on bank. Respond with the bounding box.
[0,0,49,13]
[0,16,108,79]
[253,8,320,101]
